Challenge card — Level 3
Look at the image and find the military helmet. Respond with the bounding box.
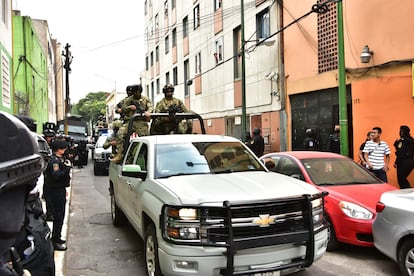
[111,120,123,129]
[162,84,174,93]
[129,84,143,95]
[43,128,55,137]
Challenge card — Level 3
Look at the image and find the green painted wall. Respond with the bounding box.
[13,15,49,133]
[0,43,13,113]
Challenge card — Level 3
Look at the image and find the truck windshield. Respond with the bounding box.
[155,141,265,178]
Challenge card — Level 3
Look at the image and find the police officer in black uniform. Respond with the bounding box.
[393,125,414,189]
[44,139,71,251]
[248,128,265,157]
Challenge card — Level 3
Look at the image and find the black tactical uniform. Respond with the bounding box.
[44,140,71,250]
[394,125,414,189]
[248,128,265,157]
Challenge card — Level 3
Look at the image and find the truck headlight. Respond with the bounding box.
[312,195,325,231]
[163,206,201,242]
[339,201,373,220]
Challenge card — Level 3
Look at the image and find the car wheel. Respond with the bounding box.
[326,218,339,251]
[398,238,414,276]
[110,190,126,227]
[145,224,162,276]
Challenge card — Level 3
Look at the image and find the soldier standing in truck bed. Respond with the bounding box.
[150,84,190,135]
[112,84,153,163]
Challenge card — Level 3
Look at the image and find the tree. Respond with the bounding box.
[72,92,109,127]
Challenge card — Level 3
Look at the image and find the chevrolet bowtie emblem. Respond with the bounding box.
[252,214,277,227]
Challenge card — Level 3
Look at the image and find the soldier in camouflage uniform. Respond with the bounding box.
[112,84,153,163]
[150,84,190,135]
[103,120,123,157]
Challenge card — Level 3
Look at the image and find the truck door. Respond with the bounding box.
[127,142,149,234]
[117,141,141,220]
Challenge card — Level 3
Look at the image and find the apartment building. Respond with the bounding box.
[143,0,283,152]
[284,0,414,186]
[0,0,13,113]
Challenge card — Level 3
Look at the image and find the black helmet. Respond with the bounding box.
[163,84,174,93]
[43,128,55,137]
[0,112,43,255]
[129,84,143,95]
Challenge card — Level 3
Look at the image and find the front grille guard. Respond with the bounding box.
[161,193,326,276]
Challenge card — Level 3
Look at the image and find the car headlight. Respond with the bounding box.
[163,206,201,242]
[339,201,373,220]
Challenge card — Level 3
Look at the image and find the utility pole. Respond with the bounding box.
[336,1,349,156]
[62,43,73,135]
[240,0,247,142]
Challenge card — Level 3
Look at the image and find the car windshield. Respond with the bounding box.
[301,157,381,186]
[96,136,108,148]
[155,141,265,178]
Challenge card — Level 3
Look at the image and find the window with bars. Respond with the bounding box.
[317,0,338,73]
[173,67,178,85]
[183,16,188,38]
[1,51,10,108]
[165,35,169,54]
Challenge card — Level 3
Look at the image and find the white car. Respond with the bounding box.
[109,134,328,276]
[373,188,414,276]
[93,134,112,175]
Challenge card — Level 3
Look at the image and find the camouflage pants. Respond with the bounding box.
[150,118,192,135]
[115,120,149,156]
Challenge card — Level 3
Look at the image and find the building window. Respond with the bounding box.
[150,51,154,66]
[155,14,159,33]
[172,28,177,47]
[156,46,159,62]
[183,16,188,38]
[146,56,149,70]
[193,4,200,30]
[195,52,201,75]
[144,0,148,15]
[233,26,241,79]
[165,35,169,54]
[1,51,10,108]
[2,0,8,26]
[256,8,270,40]
[164,0,168,17]
[184,59,190,97]
[165,71,170,85]
[214,37,224,65]
[173,67,178,85]
[156,78,160,94]
[214,0,222,11]
[172,0,176,9]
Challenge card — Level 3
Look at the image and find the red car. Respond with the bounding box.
[260,151,397,251]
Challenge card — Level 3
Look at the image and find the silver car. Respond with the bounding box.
[373,188,414,276]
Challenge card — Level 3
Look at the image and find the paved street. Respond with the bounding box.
[65,158,399,276]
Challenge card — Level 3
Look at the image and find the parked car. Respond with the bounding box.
[93,134,112,175]
[260,151,397,251]
[373,188,414,276]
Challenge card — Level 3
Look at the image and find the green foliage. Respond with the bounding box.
[72,92,108,126]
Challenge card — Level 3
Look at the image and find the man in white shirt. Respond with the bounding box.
[363,127,391,182]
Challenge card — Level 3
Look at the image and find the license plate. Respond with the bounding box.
[254,272,280,276]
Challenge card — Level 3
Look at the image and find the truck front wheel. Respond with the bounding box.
[145,224,162,276]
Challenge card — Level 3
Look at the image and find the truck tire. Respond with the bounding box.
[93,162,99,176]
[145,224,163,276]
[111,191,126,227]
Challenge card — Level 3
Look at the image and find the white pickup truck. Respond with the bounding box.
[108,114,328,276]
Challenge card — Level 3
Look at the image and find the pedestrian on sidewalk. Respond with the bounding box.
[363,127,391,182]
[393,125,414,189]
[44,139,71,251]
